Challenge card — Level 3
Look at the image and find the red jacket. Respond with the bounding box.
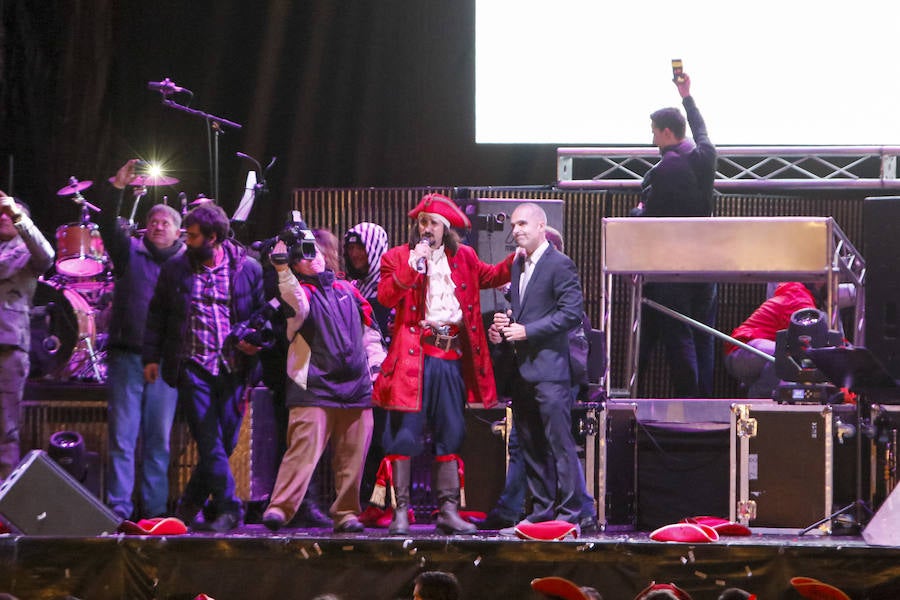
[724,282,817,355]
[374,243,513,411]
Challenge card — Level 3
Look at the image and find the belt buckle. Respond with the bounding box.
[435,333,453,352]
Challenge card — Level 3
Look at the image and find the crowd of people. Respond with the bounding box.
[0,69,732,536]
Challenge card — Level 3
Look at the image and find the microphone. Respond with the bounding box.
[415,238,434,274]
[147,78,191,95]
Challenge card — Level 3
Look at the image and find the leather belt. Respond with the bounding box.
[422,331,461,353]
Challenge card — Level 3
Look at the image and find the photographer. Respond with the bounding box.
[261,230,385,533]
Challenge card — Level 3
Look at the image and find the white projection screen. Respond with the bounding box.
[475,0,900,146]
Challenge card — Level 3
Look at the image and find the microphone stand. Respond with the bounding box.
[159,98,242,204]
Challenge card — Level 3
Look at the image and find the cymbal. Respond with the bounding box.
[56,180,93,196]
[107,174,180,187]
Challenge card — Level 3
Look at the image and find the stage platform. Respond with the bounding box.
[1,524,899,599]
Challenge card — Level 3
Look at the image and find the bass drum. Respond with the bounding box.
[29,279,98,380]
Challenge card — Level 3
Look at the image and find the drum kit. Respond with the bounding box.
[30,174,178,382]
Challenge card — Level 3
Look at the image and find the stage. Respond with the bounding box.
[1,524,899,599]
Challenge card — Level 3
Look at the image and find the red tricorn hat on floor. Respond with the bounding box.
[407,193,471,229]
[790,577,850,600]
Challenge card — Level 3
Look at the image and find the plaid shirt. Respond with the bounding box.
[188,256,234,375]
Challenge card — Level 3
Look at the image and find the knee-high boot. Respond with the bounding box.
[388,458,411,535]
[434,457,476,535]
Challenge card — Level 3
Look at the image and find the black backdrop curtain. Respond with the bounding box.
[0,0,557,240]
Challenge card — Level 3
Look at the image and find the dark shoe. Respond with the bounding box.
[499,519,532,537]
[578,515,601,535]
[194,512,241,533]
[334,517,365,533]
[288,498,332,528]
[174,498,203,526]
[476,509,518,531]
[262,508,286,532]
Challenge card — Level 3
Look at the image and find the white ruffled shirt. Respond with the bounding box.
[409,244,462,325]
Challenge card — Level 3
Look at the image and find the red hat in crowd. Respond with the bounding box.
[531,576,591,600]
[407,193,471,229]
[633,582,693,600]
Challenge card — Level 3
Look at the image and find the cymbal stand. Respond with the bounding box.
[68,177,100,223]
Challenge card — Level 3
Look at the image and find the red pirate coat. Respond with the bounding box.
[374,243,513,411]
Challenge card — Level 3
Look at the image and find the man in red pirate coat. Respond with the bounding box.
[371,193,513,535]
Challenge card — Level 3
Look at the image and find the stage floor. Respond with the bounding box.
[1,524,899,600]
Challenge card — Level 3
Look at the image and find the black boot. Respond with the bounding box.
[388,459,411,535]
[433,459,476,535]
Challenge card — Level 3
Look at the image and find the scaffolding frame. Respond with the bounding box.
[558,146,900,190]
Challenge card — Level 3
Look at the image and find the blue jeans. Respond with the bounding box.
[179,362,246,516]
[106,350,178,519]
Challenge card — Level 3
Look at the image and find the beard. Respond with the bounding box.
[188,241,216,263]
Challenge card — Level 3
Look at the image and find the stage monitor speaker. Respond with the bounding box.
[0,450,121,536]
[863,196,900,379]
[475,198,564,314]
[862,482,900,546]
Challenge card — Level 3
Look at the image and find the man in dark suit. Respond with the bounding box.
[493,202,593,529]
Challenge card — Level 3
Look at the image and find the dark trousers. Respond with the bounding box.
[179,363,246,516]
[640,282,717,398]
[383,356,466,457]
[511,376,583,523]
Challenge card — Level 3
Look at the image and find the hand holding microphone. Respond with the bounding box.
[414,237,434,273]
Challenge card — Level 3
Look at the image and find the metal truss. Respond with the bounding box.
[557,146,900,190]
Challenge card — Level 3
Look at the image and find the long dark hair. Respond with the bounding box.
[407,223,460,254]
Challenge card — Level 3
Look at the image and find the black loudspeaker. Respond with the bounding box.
[863,196,900,379]
[862,483,900,546]
[0,450,121,535]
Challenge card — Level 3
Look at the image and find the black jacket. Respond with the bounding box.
[142,239,264,387]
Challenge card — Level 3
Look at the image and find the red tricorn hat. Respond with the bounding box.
[531,576,590,600]
[407,193,471,229]
[634,582,693,600]
[790,577,850,600]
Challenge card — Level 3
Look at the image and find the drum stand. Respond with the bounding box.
[69,331,106,383]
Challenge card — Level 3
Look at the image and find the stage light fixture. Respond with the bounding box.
[47,430,87,483]
[773,308,844,404]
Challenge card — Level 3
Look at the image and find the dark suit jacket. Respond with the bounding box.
[511,244,584,383]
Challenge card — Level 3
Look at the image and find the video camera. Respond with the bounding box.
[254,210,317,263]
[230,298,281,350]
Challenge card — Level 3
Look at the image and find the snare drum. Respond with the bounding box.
[55,222,106,277]
[29,279,97,379]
